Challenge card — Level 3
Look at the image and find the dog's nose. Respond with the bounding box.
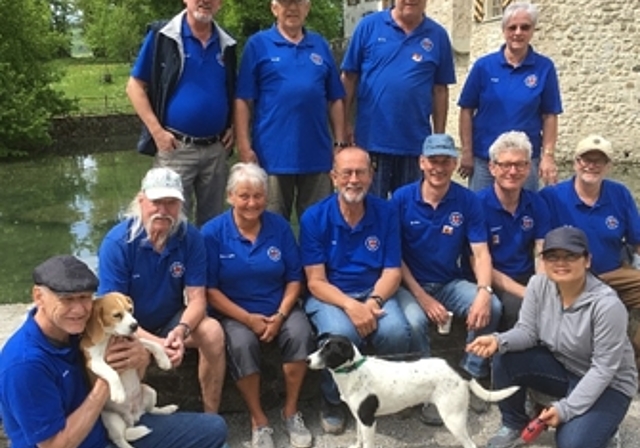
[130,322,138,332]
[305,357,311,365]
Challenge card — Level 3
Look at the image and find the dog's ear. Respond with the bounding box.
[83,298,105,346]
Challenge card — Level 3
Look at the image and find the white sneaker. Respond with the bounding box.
[282,412,312,448]
[251,426,274,448]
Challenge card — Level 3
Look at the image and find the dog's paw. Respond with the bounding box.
[152,404,178,414]
[110,384,127,404]
[155,355,172,371]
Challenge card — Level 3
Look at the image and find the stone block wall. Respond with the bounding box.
[427,0,640,162]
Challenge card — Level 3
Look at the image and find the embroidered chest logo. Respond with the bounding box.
[267,246,282,262]
[365,236,380,252]
[449,212,464,227]
[310,53,323,65]
[216,52,225,67]
[524,74,538,88]
[605,215,619,230]
[169,262,185,278]
[521,215,534,231]
[420,38,433,52]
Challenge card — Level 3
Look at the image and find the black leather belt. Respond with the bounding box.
[171,131,221,146]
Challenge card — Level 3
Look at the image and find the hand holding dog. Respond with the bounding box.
[106,337,150,373]
[466,335,499,358]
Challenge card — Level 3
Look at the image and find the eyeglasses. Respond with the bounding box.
[576,156,608,167]
[542,252,584,263]
[506,24,533,32]
[493,160,530,171]
[334,168,370,180]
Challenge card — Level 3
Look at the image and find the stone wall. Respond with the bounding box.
[428,0,640,161]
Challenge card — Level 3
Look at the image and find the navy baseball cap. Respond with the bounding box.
[541,227,590,255]
[33,255,98,294]
[422,134,459,158]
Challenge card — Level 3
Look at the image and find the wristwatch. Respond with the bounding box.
[477,285,493,294]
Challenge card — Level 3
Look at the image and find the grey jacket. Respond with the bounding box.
[496,273,637,422]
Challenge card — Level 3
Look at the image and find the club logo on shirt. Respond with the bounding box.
[412,53,423,62]
[524,74,538,88]
[442,225,454,235]
[365,236,380,252]
[420,38,433,52]
[605,215,620,230]
[521,215,534,231]
[310,53,323,65]
[169,262,185,278]
[216,52,225,67]
[449,212,464,227]
[267,246,282,262]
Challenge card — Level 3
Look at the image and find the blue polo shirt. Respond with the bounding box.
[0,309,108,448]
[341,9,456,156]
[300,194,401,294]
[457,45,563,160]
[202,210,302,315]
[476,186,551,277]
[236,26,345,174]
[540,178,640,274]
[97,220,207,332]
[131,17,228,137]
[391,180,487,284]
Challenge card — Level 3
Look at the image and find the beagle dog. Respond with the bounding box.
[307,335,519,448]
[81,292,177,448]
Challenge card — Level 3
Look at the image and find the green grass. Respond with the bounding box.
[52,58,133,116]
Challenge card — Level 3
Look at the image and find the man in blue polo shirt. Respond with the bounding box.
[341,0,456,199]
[457,2,562,192]
[98,167,226,414]
[540,134,640,370]
[391,133,501,423]
[0,255,228,448]
[476,131,550,330]
[301,146,411,434]
[127,0,237,226]
[235,0,346,222]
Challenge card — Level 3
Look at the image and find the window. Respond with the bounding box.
[487,0,504,20]
[347,0,359,5]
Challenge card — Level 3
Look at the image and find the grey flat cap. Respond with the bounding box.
[33,255,98,294]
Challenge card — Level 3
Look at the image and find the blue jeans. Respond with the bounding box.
[129,412,228,448]
[369,152,421,199]
[493,346,631,448]
[468,157,540,192]
[304,293,412,404]
[395,280,502,378]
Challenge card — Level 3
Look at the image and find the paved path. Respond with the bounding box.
[0,303,638,447]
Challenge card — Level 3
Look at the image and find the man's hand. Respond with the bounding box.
[237,142,258,164]
[222,127,235,151]
[164,327,186,367]
[105,336,150,373]
[153,128,177,153]
[458,150,474,179]
[467,291,491,331]
[246,313,268,337]
[539,155,558,186]
[344,299,384,338]
[416,291,450,325]
[260,314,284,343]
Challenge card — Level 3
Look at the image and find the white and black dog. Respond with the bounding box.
[307,335,519,448]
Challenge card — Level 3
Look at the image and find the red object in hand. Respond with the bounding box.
[521,418,548,443]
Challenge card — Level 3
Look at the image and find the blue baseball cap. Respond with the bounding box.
[542,226,590,255]
[422,134,458,158]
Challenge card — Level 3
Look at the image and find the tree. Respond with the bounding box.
[0,0,73,157]
[219,0,343,50]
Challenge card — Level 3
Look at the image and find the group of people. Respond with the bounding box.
[2,1,640,448]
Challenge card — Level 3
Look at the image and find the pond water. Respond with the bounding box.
[1,147,640,303]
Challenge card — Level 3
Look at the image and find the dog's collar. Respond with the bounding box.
[334,357,367,374]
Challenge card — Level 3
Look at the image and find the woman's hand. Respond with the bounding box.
[539,406,561,428]
[260,314,284,343]
[466,335,499,358]
[246,313,268,336]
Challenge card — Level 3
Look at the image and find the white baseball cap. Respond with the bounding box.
[141,167,184,201]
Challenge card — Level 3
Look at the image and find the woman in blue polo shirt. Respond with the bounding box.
[201,163,314,448]
[458,1,562,192]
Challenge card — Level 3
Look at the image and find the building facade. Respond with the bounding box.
[343,0,640,161]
